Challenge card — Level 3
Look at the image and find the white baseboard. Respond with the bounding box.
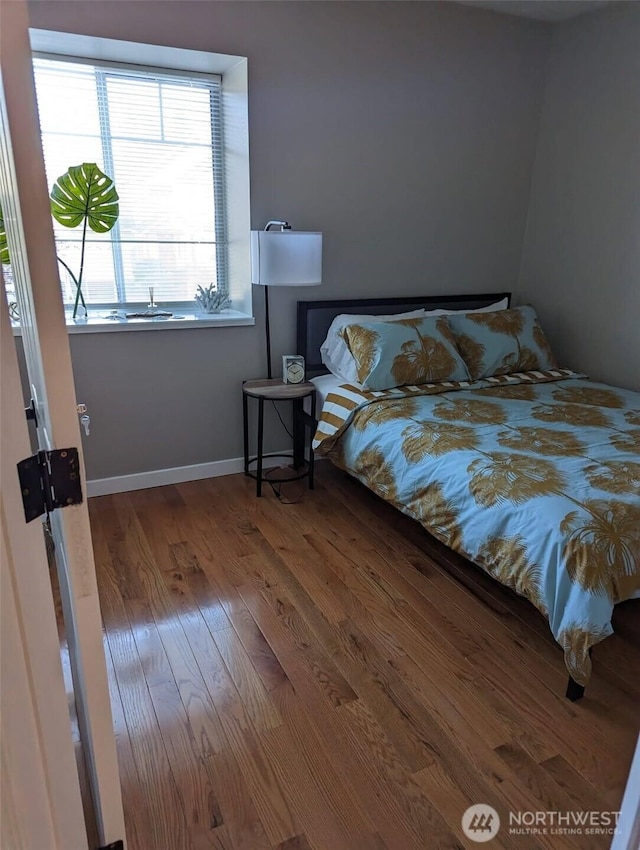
[86,451,292,497]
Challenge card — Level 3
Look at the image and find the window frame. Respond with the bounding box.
[33,54,229,313]
[25,29,253,330]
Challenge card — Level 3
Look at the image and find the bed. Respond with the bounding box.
[296,293,640,700]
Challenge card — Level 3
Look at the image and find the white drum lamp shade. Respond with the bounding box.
[250,230,323,287]
[250,223,323,379]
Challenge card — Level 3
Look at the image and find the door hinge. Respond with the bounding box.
[97,842,124,850]
[17,448,83,523]
[25,397,38,425]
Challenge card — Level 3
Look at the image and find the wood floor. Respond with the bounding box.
[80,462,638,850]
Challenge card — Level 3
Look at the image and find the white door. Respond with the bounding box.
[1,285,86,849]
[0,1,126,847]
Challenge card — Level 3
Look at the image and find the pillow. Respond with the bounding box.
[320,298,508,382]
[447,305,557,380]
[342,315,470,390]
[321,309,426,383]
[425,296,510,319]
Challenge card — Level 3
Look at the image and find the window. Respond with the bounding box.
[16,30,252,331]
[33,56,227,311]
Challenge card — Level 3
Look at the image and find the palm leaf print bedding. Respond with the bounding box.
[313,371,640,685]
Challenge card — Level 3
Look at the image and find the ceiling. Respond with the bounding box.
[453,1,616,22]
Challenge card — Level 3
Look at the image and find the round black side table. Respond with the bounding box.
[242,379,316,497]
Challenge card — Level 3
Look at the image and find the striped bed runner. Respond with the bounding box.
[313,368,581,451]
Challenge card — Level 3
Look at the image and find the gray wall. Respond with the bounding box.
[28,0,551,480]
[517,2,640,391]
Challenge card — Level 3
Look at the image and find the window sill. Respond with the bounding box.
[12,309,255,335]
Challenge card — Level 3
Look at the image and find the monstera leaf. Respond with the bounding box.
[50,163,119,317]
[50,163,119,233]
[0,201,9,265]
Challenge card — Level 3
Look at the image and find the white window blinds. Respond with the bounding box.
[32,56,227,307]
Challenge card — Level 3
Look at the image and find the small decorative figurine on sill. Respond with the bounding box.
[195,283,231,314]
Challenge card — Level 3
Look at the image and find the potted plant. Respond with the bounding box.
[50,163,119,318]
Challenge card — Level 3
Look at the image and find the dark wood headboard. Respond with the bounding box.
[297,292,511,377]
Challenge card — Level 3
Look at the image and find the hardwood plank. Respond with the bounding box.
[540,753,625,812]
[167,513,292,696]
[389,652,510,769]
[467,644,631,794]
[265,678,373,841]
[234,566,358,715]
[203,748,270,850]
[237,552,359,710]
[296,506,551,758]
[296,698,427,850]
[249,495,349,625]
[159,562,300,845]
[291,525,530,762]
[169,541,233,632]
[495,778,591,850]
[337,698,463,848]
[103,635,156,850]
[210,626,283,733]
[242,537,434,772]
[413,760,516,850]
[98,501,241,850]
[133,498,186,572]
[92,511,194,850]
[274,836,313,850]
[301,530,410,658]
[180,478,257,560]
[259,723,360,850]
[127,596,177,686]
[312,558,524,757]
[147,677,225,850]
[159,545,284,740]
[223,600,291,694]
[332,633,558,850]
[492,742,606,850]
[110,502,229,765]
[203,716,298,847]
[217,572,425,847]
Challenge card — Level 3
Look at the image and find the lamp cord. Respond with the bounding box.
[271,400,294,440]
[264,471,305,504]
[266,399,305,503]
